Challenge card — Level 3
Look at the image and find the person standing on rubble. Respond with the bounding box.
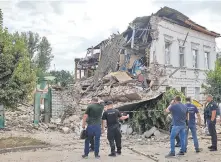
[169,115,181,147]
[102,101,129,157]
[165,96,188,157]
[204,94,218,151]
[185,97,201,153]
[89,100,106,152]
[82,97,104,159]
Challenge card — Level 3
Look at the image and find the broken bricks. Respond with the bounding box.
[143,127,161,138]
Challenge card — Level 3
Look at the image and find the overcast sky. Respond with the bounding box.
[1,0,221,71]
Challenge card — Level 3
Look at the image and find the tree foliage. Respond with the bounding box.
[130,88,185,132]
[0,28,36,107]
[49,70,73,87]
[21,32,53,76]
[0,9,3,27]
[35,36,53,73]
[21,31,40,59]
[203,58,221,101]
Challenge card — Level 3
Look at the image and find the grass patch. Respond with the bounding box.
[0,137,48,149]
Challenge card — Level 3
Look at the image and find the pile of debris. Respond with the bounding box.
[4,104,83,135]
[77,71,158,108]
[5,105,37,133]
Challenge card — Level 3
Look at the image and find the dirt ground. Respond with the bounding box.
[1,128,221,162]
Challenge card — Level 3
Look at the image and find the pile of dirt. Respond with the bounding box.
[0,137,47,149]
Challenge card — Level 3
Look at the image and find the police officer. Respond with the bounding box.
[101,101,129,157]
[204,94,218,151]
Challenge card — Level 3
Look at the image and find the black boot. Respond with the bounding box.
[210,147,217,151]
[82,155,88,159]
[177,151,185,155]
[108,153,116,157]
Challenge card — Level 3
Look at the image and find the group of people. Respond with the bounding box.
[81,94,219,159]
[81,98,129,159]
[166,94,219,157]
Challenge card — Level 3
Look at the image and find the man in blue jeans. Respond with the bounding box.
[82,97,104,159]
[185,97,201,153]
[165,96,188,157]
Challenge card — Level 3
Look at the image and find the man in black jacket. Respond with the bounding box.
[102,101,129,157]
[204,94,218,151]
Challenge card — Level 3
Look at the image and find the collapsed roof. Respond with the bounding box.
[124,6,220,38]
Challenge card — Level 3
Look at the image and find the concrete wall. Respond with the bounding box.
[150,17,217,100]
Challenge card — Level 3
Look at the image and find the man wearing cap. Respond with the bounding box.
[82,97,104,159]
[102,101,129,157]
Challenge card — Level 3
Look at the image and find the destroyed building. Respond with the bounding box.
[75,7,220,102]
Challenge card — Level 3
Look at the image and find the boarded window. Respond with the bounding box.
[192,49,198,68]
[179,46,185,67]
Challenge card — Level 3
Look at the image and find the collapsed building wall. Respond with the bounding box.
[64,6,220,132]
[93,34,126,83]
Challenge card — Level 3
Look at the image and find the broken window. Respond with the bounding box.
[204,52,210,70]
[165,42,171,64]
[179,46,185,67]
[192,49,198,68]
[77,70,80,79]
[81,70,85,78]
[181,87,186,95]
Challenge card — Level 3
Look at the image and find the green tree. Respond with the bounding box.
[49,70,73,87]
[0,28,36,107]
[21,31,40,59]
[0,9,3,27]
[203,58,221,101]
[35,36,53,73]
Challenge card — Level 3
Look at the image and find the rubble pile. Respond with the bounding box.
[5,105,37,132]
[4,105,82,135]
[76,72,157,108]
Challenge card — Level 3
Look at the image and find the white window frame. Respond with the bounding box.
[179,46,185,67]
[192,49,198,68]
[195,87,200,100]
[165,41,171,65]
[204,52,210,70]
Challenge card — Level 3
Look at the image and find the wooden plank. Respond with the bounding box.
[110,71,132,83]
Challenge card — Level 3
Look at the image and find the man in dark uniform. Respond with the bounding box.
[102,101,129,157]
[204,94,218,151]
